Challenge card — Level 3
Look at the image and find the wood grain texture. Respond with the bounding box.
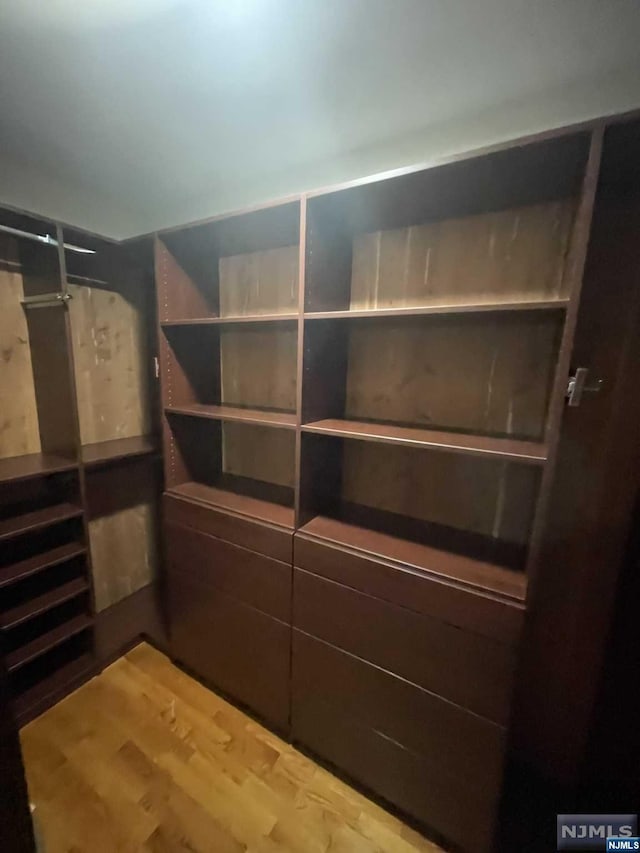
[345,313,561,440]
[341,441,539,550]
[220,326,297,412]
[222,423,295,489]
[86,463,159,613]
[68,281,153,445]
[0,243,41,459]
[20,642,441,853]
[350,201,575,310]
[219,246,299,317]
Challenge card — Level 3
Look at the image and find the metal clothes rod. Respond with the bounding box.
[0,223,96,255]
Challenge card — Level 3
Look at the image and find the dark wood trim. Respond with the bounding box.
[302,419,547,464]
[165,404,297,430]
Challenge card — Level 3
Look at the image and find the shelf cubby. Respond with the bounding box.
[299,432,541,583]
[305,132,588,314]
[156,201,300,323]
[302,311,563,448]
[165,414,296,526]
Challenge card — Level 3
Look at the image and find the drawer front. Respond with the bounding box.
[292,646,498,853]
[295,534,524,645]
[293,630,505,789]
[166,522,291,622]
[294,568,516,724]
[168,563,290,731]
[164,494,292,563]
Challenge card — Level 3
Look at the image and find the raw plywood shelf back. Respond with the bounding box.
[301,419,547,464]
[298,514,527,602]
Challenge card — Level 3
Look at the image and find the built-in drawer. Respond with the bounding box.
[167,556,290,731]
[165,522,291,622]
[294,534,524,645]
[164,493,292,563]
[294,567,516,724]
[292,631,499,853]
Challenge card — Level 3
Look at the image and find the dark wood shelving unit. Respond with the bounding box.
[0,453,77,486]
[153,122,618,853]
[13,652,94,721]
[81,435,158,468]
[298,514,527,601]
[0,503,83,543]
[6,613,93,672]
[168,481,295,530]
[0,210,161,725]
[1,577,89,631]
[0,543,86,589]
[166,404,297,430]
[301,419,547,463]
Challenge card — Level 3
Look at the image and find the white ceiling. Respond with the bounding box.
[1,0,640,240]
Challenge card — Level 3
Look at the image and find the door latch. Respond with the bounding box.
[566,367,603,407]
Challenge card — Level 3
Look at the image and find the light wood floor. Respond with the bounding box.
[20,643,443,853]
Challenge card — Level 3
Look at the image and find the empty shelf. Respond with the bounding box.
[82,435,158,468]
[0,503,83,542]
[169,481,295,530]
[304,299,569,321]
[6,614,93,673]
[302,419,547,464]
[13,652,93,720]
[161,313,298,326]
[299,515,527,602]
[0,452,77,486]
[0,543,86,589]
[166,404,297,430]
[1,577,89,631]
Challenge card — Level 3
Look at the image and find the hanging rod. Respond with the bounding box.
[0,223,95,255]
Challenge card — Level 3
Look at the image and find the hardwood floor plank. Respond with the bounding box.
[20,642,443,853]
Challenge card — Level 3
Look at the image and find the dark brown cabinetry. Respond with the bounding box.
[153,112,640,852]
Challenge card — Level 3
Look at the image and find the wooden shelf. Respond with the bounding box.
[0,453,77,486]
[82,435,158,468]
[0,543,86,590]
[6,614,93,673]
[13,652,93,719]
[161,313,298,326]
[304,299,569,321]
[299,515,527,602]
[165,404,297,430]
[0,503,83,542]
[1,577,89,631]
[302,419,547,464]
[168,481,295,530]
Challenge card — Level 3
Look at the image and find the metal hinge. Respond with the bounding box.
[566,367,603,407]
[153,356,160,379]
